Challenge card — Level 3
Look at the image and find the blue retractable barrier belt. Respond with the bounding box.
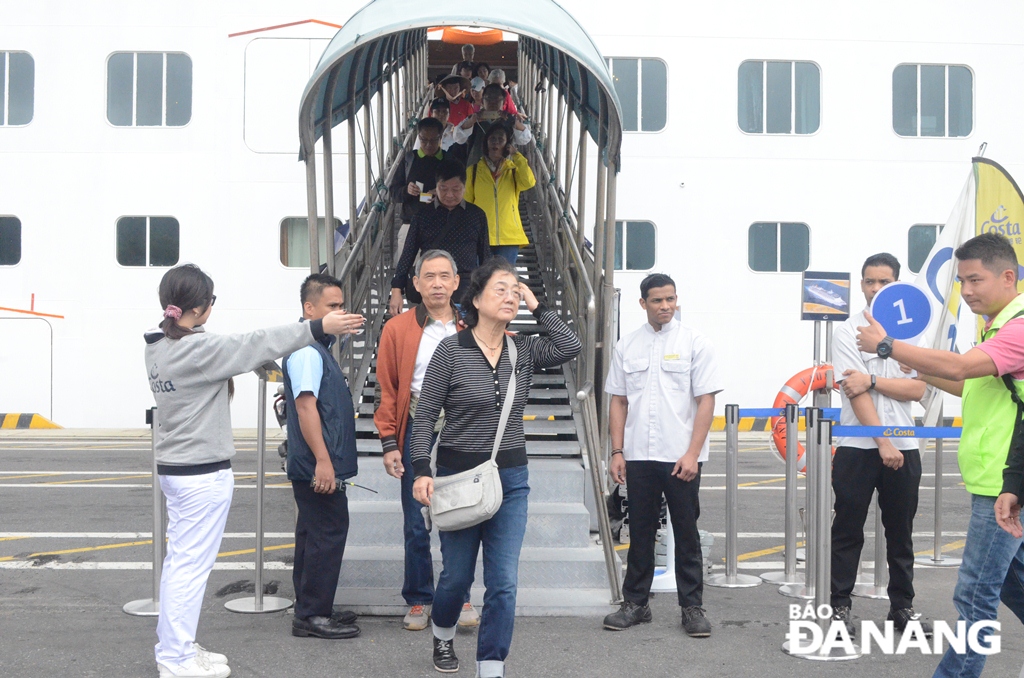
[738,408,841,419]
[831,425,961,439]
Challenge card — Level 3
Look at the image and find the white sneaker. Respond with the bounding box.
[457,602,480,628]
[192,643,228,665]
[157,654,231,678]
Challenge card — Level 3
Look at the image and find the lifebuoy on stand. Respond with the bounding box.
[770,365,839,472]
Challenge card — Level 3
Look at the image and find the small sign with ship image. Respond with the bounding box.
[801,271,851,321]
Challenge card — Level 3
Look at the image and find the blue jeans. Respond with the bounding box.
[490,246,519,267]
[401,419,435,605]
[432,465,529,677]
[933,494,1024,677]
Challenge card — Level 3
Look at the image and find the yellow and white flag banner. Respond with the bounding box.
[913,157,1024,424]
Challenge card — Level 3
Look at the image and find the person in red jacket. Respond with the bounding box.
[374,249,480,632]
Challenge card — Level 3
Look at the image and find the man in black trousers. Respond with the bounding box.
[283,274,364,639]
[829,253,929,636]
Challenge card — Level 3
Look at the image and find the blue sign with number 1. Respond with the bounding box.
[870,282,933,341]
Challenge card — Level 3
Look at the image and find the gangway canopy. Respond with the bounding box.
[297,0,623,165]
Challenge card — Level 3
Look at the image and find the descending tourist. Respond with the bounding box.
[375,250,480,632]
[410,257,581,676]
[464,124,536,267]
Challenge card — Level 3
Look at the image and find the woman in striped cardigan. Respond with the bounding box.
[410,257,581,677]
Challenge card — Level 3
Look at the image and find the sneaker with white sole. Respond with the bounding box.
[457,602,480,628]
[157,653,231,678]
[191,643,227,665]
[404,604,430,631]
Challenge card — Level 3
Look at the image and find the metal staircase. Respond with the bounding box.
[335,194,617,616]
[298,30,627,615]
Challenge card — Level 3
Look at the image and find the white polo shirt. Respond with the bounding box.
[410,316,458,396]
[604,318,724,463]
[832,310,919,451]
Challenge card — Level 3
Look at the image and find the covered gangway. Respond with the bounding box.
[297,0,625,603]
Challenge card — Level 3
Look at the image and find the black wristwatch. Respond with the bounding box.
[876,336,895,359]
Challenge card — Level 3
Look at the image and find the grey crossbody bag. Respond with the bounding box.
[424,336,517,532]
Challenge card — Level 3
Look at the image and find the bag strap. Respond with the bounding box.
[491,336,518,462]
[997,310,1024,405]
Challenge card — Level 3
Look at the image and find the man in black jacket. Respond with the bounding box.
[390,117,447,224]
[388,158,491,315]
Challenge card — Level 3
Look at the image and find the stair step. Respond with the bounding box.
[349,457,585,503]
[357,439,581,456]
[335,582,616,617]
[335,546,613,592]
[364,371,564,386]
[361,387,567,400]
[353,418,576,435]
[346,502,592,548]
[355,403,572,417]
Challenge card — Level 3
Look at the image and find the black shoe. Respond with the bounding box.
[292,615,360,639]
[681,606,711,637]
[888,607,933,637]
[832,605,856,639]
[432,636,459,673]
[603,601,653,630]
[331,607,358,625]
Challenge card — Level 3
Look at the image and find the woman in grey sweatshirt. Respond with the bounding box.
[145,264,362,678]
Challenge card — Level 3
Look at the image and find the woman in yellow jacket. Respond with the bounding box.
[465,124,537,266]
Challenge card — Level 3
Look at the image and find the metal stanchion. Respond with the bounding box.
[853,495,888,598]
[707,404,760,588]
[785,418,860,660]
[917,404,961,567]
[780,408,818,599]
[763,404,804,585]
[124,407,165,616]
[226,365,292,613]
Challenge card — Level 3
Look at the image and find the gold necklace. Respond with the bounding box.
[472,330,502,352]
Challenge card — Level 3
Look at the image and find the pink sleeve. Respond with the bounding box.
[976,318,1024,380]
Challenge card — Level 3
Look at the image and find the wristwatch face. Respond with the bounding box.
[877,339,893,358]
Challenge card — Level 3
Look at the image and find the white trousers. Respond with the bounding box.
[155,469,234,667]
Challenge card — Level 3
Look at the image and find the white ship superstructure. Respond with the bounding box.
[1,1,1022,426]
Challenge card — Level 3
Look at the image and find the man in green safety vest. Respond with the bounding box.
[857,232,1024,678]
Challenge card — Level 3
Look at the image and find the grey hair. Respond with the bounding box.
[415,249,458,277]
[488,68,506,84]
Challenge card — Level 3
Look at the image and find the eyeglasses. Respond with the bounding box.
[210,295,217,306]
[489,286,521,300]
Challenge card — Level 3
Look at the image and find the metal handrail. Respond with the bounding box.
[577,381,623,603]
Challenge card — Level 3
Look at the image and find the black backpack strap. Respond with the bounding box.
[404,150,415,184]
[998,310,1024,497]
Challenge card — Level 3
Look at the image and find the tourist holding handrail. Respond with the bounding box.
[409,257,581,677]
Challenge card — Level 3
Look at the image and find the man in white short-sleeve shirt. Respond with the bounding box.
[602,273,723,637]
[829,253,928,636]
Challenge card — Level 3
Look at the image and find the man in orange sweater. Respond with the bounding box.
[374,249,479,631]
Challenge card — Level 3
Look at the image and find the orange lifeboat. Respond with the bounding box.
[770,366,838,472]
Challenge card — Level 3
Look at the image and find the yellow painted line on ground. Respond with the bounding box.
[737,477,786,488]
[0,473,64,480]
[218,543,295,558]
[42,474,151,485]
[614,544,629,552]
[0,536,27,542]
[0,539,153,562]
[736,541,805,562]
[915,540,966,557]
